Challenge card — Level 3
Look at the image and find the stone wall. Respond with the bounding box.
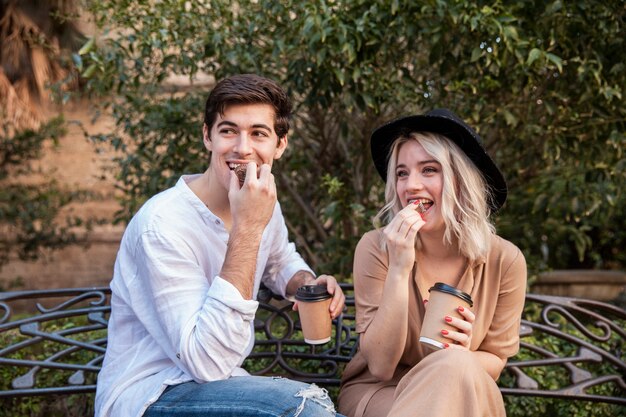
[0,99,123,290]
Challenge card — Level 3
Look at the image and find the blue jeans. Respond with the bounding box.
[144,376,344,417]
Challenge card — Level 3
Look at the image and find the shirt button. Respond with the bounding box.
[215,219,220,225]
[176,353,181,359]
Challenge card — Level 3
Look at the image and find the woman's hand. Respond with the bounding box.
[383,201,425,272]
[441,305,475,350]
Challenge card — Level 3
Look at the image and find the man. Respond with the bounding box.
[95,74,345,417]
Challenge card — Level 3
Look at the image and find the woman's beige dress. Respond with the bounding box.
[338,231,527,417]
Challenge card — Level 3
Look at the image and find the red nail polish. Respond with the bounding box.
[458,306,464,312]
[445,316,452,323]
[441,329,449,335]
[443,343,449,348]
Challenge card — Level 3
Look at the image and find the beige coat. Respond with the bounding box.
[338,230,527,417]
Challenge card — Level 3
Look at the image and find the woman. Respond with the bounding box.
[338,109,527,417]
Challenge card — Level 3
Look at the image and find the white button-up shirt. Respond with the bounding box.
[95,175,313,417]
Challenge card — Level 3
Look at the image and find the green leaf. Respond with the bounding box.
[527,48,542,66]
[333,69,345,86]
[78,37,96,55]
[391,0,399,15]
[502,109,518,126]
[82,64,98,78]
[546,53,563,72]
[471,47,482,62]
[503,25,519,41]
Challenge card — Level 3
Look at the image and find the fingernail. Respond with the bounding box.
[458,306,464,312]
[423,299,428,304]
[443,343,449,349]
[445,316,452,323]
[441,329,449,335]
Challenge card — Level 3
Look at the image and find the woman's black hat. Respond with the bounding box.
[370,108,507,211]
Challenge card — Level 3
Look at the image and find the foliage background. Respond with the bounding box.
[1,2,624,416]
[81,0,625,281]
[0,1,90,272]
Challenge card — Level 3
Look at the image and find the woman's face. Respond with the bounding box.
[395,140,444,233]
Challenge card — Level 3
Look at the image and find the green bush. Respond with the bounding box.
[80,0,626,277]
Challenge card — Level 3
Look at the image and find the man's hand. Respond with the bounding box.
[290,273,346,319]
[229,162,277,233]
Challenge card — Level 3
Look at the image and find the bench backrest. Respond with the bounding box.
[1,283,624,406]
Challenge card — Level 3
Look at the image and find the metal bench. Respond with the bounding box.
[1,283,624,411]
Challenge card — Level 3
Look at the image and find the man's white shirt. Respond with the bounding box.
[95,175,313,417]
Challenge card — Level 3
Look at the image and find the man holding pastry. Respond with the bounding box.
[96,74,345,417]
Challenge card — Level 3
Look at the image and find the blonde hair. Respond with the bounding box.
[374,132,495,261]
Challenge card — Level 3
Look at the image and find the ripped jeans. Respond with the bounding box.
[143,376,344,417]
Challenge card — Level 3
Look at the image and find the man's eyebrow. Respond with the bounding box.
[216,120,273,131]
[216,121,237,128]
[251,123,272,131]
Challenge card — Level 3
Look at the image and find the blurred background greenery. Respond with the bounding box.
[0,2,624,416]
[2,1,625,281]
[79,0,625,281]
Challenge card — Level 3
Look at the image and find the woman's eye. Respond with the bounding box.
[423,166,438,174]
[396,170,408,178]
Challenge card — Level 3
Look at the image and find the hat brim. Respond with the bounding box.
[370,109,507,212]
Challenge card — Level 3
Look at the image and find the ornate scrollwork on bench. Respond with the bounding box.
[243,283,358,385]
[0,288,110,397]
[0,283,624,408]
[500,294,625,405]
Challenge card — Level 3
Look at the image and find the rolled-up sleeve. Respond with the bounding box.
[131,230,258,382]
[181,277,258,380]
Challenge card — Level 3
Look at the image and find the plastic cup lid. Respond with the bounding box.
[295,284,331,302]
[428,282,473,307]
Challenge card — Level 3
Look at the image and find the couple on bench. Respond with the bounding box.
[95,74,526,417]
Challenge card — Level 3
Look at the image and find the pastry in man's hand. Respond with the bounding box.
[234,164,247,186]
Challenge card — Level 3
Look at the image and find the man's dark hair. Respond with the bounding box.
[204,74,292,138]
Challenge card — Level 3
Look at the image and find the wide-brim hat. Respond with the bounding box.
[370,108,507,211]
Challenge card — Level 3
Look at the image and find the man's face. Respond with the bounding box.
[203,103,288,191]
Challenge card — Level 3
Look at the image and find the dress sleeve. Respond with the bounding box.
[478,244,527,359]
[261,204,314,298]
[353,230,389,334]
[128,229,259,382]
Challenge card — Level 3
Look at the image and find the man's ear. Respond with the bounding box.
[203,123,212,151]
[274,135,288,160]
